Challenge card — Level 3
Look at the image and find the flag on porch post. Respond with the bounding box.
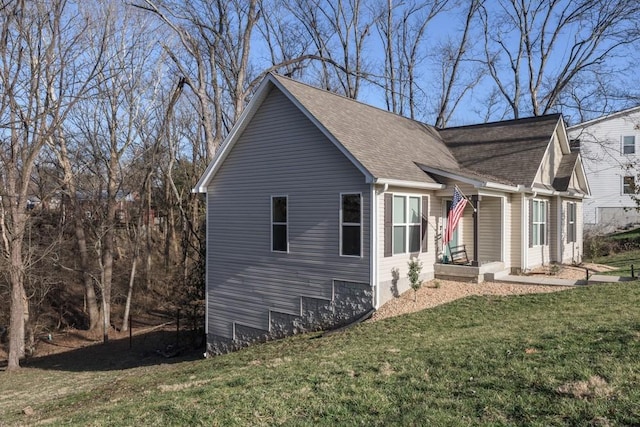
[443,186,468,245]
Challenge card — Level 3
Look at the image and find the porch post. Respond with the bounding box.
[472,195,479,266]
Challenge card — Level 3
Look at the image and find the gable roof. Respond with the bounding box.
[272,74,458,186]
[552,149,580,191]
[438,114,561,187]
[567,105,640,130]
[196,73,586,196]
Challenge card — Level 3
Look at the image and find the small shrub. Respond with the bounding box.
[407,258,423,302]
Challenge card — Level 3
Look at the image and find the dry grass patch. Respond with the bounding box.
[557,375,614,400]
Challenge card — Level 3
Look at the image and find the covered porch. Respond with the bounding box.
[433,184,516,282]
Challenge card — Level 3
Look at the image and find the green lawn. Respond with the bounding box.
[2,282,640,426]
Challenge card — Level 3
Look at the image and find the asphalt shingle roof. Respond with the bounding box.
[272,74,568,189]
[552,149,579,191]
[273,74,459,184]
[438,115,561,187]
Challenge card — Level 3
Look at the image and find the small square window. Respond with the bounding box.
[623,136,635,154]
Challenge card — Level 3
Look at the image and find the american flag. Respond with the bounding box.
[443,186,468,245]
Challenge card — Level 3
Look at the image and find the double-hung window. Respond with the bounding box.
[271,196,288,252]
[341,193,362,256]
[623,136,636,154]
[532,199,547,246]
[623,176,635,194]
[393,195,421,254]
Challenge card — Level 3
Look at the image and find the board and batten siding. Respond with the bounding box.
[376,186,438,306]
[569,111,640,227]
[207,87,370,339]
[535,134,562,186]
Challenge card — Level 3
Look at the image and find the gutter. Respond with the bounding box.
[373,178,445,190]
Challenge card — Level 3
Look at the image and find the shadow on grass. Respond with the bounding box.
[0,329,204,373]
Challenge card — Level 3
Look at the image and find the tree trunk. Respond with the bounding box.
[7,240,26,371]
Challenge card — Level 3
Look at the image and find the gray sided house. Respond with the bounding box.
[195,73,590,355]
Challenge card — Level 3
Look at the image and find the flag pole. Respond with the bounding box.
[454,185,476,212]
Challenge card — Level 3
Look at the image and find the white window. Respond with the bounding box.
[340,193,361,256]
[271,196,288,252]
[532,199,547,246]
[623,176,635,195]
[393,195,421,254]
[567,202,576,243]
[623,136,636,154]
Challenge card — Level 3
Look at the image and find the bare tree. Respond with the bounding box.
[374,0,450,118]
[480,0,640,119]
[0,0,102,370]
[289,0,375,98]
[66,1,161,342]
[433,0,484,128]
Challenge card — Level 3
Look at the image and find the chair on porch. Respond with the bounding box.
[449,244,469,265]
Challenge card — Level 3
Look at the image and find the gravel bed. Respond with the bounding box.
[369,263,616,322]
[369,279,568,322]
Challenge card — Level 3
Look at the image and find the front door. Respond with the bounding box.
[443,200,459,261]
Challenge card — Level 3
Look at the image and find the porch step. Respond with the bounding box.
[435,261,506,283]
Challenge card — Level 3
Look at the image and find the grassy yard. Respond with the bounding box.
[1,282,639,426]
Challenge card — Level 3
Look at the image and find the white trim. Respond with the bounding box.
[501,195,506,264]
[531,199,548,247]
[622,134,637,155]
[339,192,363,258]
[556,196,563,262]
[391,193,422,255]
[416,165,520,192]
[205,191,209,335]
[521,195,528,270]
[567,105,640,130]
[373,178,445,190]
[370,184,379,309]
[271,195,289,253]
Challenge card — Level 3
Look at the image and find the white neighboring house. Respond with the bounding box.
[568,107,640,234]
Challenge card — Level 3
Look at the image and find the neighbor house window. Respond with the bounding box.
[623,136,636,154]
[393,195,421,254]
[271,196,288,252]
[623,176,635,194]
[341,193,362,256]
[532,199,547,246]
[567,202,576,243]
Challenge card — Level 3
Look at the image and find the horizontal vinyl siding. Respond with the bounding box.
[376,187,438,305]
[207,87,370,338]
[570,113,640,227]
